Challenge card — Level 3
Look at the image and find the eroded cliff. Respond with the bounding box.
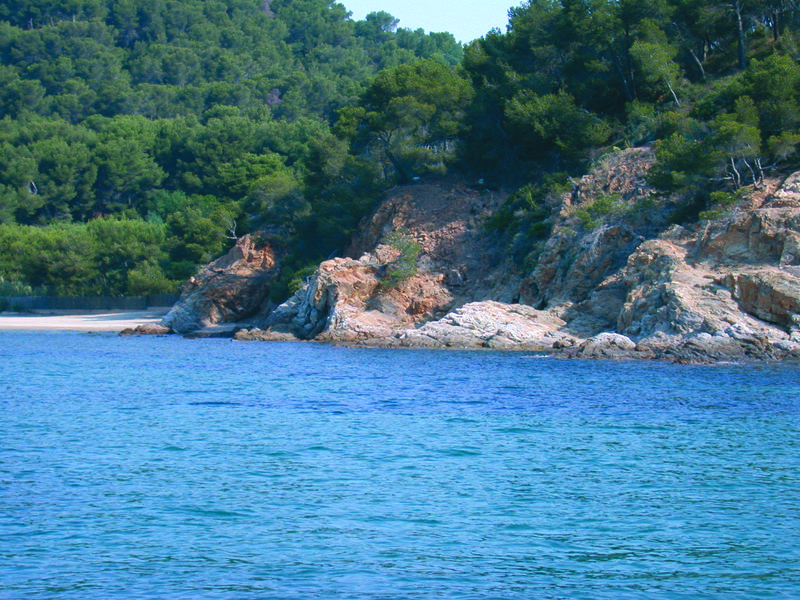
[160,150,800,361]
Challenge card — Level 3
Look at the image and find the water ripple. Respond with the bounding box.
[1,332,799,599]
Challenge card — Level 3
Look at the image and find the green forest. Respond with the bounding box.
[1,0,800,299]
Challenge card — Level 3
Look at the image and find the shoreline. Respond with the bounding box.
[2,309,798,364]
[0,309,169,332]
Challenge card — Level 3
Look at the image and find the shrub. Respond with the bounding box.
[0,276,33,297]
[380,231,422,289]
[575,194,625,230]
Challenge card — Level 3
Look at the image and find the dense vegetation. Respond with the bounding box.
[0,0,461,296]
[465,0,800,251]
[3,0,800,298]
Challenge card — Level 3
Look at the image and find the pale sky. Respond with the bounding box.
[342,0,522,43]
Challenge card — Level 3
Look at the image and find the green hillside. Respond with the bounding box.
[2,0,800,299]
[0,0,461,297]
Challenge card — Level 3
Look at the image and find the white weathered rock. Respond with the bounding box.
[395,301,569,349]
[564,332,638,359]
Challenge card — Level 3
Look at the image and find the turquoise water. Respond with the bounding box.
[1,331,799,599]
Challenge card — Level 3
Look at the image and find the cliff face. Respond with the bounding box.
[521,150,800,360]
[239,178,535,345]
[164,151,800,361]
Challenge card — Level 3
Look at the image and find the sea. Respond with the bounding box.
[1,331,799,599]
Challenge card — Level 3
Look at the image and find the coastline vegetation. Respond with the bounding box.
[379,230,422,290]
[2,0,800,298]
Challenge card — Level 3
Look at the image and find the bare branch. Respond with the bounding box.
[225,218,239,240]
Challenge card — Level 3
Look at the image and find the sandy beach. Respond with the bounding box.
[0,309,169,332]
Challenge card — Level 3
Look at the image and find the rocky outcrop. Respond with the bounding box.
[239,300,571,350]
[345,178,520,303]
[259,244,454,342]
[598,186,800,360]
[393,301,570,349]
[161,234,279,334]
[237,178,521,345]
[522,147,659,311]
[166,149,800,362]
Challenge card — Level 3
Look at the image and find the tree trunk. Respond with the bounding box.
[665,79,681,106]
[383,148,410,184]
[688,45,706,80]
[610,50,635,102]
[735,1,747,70]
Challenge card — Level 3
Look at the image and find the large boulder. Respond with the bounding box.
[561,332,640,360]
[162,234,279,334]
[719,272,800,333]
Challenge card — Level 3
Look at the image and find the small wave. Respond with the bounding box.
[439,448,481,457]
[445,416,478,424]
[178,506,249,518]
[496,426,536,434]
[188,401,242,407]
[305,444,332,452]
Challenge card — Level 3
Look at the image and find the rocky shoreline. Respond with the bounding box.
[129,149,800,364]
[231,311,797,364]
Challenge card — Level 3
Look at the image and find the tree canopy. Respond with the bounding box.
[0,0,463,296]
[3,0,800,297]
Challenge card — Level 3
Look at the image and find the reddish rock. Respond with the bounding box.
[119,322,171,336]
[176,149,800,361]
[162,234,280,334]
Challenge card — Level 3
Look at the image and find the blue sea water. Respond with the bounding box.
[1,331,799,600]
